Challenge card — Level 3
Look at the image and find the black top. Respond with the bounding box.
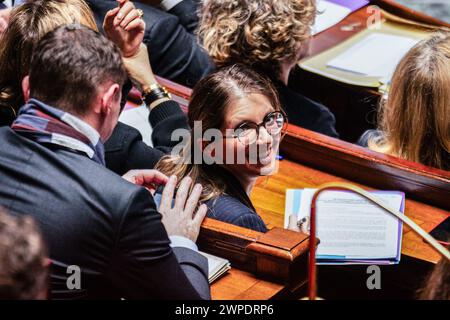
[0,126,210,299]
[204,166,268,233]
[105,100,188,175]
[274,79,339,138]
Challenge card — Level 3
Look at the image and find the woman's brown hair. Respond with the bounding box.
[418,254,450,300]
[369,32,450,170]
[0,0,98,119]
[155,64,282,205]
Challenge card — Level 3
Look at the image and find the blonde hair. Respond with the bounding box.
[0,0,98,117]
[369,32,450,170]
[198,0,316,75]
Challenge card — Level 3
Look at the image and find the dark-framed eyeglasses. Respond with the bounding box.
[226,111,287,145]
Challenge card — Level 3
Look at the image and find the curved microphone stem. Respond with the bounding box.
[308,182,450,300]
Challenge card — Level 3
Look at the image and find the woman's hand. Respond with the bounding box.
[287,214,309,234]
[103,0,145,58]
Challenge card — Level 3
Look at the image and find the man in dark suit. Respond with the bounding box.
[88,0,214,87]
[0,24,210,299]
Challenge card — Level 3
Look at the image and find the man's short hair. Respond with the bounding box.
[29,24,127,115]
[0,208,48,299]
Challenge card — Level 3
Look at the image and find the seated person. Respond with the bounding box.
[0,207,48,300]
[87,0,214,87]
[197,0,339,138]
[358,32,450,171]
[157,64,288,232]
[0,24,209,299]
[0,0,188,175]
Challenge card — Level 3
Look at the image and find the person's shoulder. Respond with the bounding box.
[206,194,251,213]
[276,82,339,137]
[105,121,143,152]
[278,82,330,114]
[205,195,267,232]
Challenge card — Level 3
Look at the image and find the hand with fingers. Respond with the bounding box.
[104,0,158,93]
[158,175,208,243]
[288,214,310,234]
[122,169,169,194]
[103,0,145,58]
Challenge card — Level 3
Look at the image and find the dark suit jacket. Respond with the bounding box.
[87,0,214,87]
[0,126,210,299]
[274,80,339,138]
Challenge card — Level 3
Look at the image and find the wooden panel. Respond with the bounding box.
[306,7,371,58]
[280,126,450,211]
[198,218,313,284]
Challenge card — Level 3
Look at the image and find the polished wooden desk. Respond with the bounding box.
[251,158,449,264]
[211,269,284,300]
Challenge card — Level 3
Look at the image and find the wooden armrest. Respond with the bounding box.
[198,217,317,286]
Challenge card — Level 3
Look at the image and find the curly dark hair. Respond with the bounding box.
[0,208,48,299]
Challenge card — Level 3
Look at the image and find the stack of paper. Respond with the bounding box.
[118,105,153,147]
[199,251,231,283]
[312,0,369,35]
[285,189,405,265]
[300,21,429,88]
[326,33,420,84]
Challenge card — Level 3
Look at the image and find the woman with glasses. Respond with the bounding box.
[156,64,287,232]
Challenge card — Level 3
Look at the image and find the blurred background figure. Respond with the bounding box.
[0,207,49,300]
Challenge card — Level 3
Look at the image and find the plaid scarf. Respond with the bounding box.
[11,99,105,165]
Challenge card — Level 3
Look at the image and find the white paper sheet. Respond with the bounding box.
[199,251,231,283]
[327,33,420,83]
[118,105,153,146]
[312,0,352,35]
[286,189,404,259]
